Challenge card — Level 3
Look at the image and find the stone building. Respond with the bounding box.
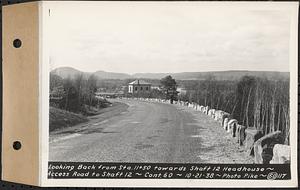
[128,80,151,94]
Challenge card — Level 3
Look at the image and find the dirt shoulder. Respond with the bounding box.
[49,107,88,132]
[175,104,254,163]
[49,101,129,138]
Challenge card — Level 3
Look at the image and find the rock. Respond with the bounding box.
[214,110,223,121]
[179,101,184,106]
[253,131,285,164]
[193,103,198,110]
[188,102,196,108]
[208,109,215,118]
[237,125,246,146]
[227,119,238,136]
[199,105,204,112]
[270,144,291,164]
[245,127,264,156]
[221,112,231,127]
[203,106,209,114]
[223,118,229,130]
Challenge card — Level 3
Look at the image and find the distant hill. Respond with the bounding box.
[93,70,131,79]
[51,67,289,81]
[132,73,171,79]
[51,67,131,80]
[51,67,90,79]
[133,71,289,81]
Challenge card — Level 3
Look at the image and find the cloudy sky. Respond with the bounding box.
[47,2,293,74]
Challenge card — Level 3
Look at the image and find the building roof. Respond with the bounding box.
[129,79,151,85]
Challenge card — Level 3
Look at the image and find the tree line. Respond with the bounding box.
[179,76,290,145]
[50,74,110,114]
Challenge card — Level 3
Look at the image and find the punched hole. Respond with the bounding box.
[13,39,22,48]
[13,141,22,150]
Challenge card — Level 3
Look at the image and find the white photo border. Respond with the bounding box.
[40,1,298,187]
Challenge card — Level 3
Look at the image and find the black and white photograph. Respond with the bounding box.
[48,2,294,167]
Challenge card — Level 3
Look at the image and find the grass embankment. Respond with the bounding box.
[49,107,88,132]
[49,101,128,132]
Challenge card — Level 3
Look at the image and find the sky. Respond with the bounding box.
[47,2,293,74]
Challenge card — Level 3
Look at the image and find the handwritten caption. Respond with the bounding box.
[48,162,290,180]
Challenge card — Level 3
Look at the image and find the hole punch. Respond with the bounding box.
[13,141,22,150]
[13,39,22,48]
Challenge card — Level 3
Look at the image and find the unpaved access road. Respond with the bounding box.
[49,99,252,163]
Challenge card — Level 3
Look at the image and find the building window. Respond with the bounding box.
[141,87,143,90]
[146,87,149,91]
[135,87,137,91]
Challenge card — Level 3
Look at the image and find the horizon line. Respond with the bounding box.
[51,66,290,75]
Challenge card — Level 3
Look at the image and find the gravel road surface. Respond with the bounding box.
[49,99,252,163]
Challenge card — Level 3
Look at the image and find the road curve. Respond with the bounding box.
[49,99,252,163]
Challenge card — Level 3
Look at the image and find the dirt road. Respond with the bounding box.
[49,99,252,163]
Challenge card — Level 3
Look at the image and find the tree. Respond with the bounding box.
[73,74,85,111]
[160,75,178,104]
[50,73,63,91]
[60,78,80,112]
[49,73,65,107]
[87,75,98,107]
[233,76,256,127]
